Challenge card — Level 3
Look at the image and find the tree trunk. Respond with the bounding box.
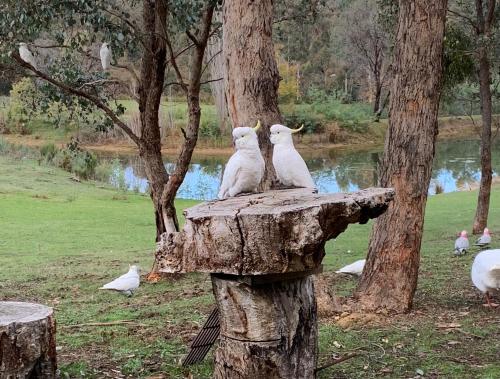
[212,275,317,379]
[223,0,282,190]
[355,0,448,312]
[206,11,229,134]
[472,0,495,234]
[138,2,214,246]
[372,78,382,115]
[0,302,57,378]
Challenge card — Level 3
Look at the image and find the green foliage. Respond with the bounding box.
[52,139,97,179]
[39,142,58,162]
[2,155,500,378]
[309,98,372,130]
[199,118,221,138]
[443,23,476,90]
[283,112,323,134]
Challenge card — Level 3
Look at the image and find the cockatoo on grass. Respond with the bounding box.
[218,121,265,199]
[454,230,469,256]
[270,124,315,189]
[100,265,140,296]
[19,43,37,70]
[335,259,366,276]
[471,249,500,308]
[475,228,492,248]
[100,42,112,71]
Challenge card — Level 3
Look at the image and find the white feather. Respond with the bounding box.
[100,265,140,295]
[335,259,366,276]
[100,43,112,71]
[19,43,37,70]
[218,127,264,199]
[270,124,315,188]
[471,250,500,295]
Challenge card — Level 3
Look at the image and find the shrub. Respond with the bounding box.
[40,143,58,163]
[199,118,221,138]
[283,113,324,134]
[53,139,98,179]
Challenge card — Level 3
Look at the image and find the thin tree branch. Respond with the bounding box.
[11,52,140,145]
[201,49,221,77]
[186,29,200,46]
[165,31,188,92]
[200,78,223,85]
[77,79,120,89]
[447,9,479,32]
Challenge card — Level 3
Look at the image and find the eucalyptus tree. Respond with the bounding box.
[0,1,217,246]
[355,0,449,312]
[448,0,498,234]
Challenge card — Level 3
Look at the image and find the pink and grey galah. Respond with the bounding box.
[454,230,469,256]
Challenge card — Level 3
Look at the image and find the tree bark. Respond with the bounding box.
[472,0,495,234]
[138,0,175,238]
[0,302,56,378]
[155,188,394,275]
[138,2,214,243]
[212,275,317,379]
[223,0,282,190]
[355,0,448,312]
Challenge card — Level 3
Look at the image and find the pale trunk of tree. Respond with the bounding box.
[206,11,229,133]
[473,0,495,234]
[355,0,448,312]
[223,0,281,190]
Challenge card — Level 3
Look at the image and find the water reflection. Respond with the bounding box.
[105,139,499,200]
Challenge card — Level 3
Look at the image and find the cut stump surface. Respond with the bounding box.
[0,301,56,379]
[156,187,394,275]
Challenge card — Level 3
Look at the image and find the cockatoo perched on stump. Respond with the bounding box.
[100,265,140,296]
[18,43,37,70]
[100,42,112,70]
[218,121,265,199]
[454,230,469,256]
[270,124,315,189]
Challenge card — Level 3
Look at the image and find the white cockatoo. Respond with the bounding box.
[270,124,315,189]
[19,43,37,70]
[100,42,112,70]
[100,265,140,296]
[475,228,492,248]
[471,249,500,308]
[454,230,469,256]
[218,121,265,199]
[335,259,366,276]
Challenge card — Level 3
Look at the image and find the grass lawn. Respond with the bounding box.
[1,156,500,378]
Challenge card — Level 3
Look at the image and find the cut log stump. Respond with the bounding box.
[0,301,56,379]
[155,188,394,378]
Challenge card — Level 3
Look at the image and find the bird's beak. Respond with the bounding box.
[253,120,261,132]
[291,124,304,134]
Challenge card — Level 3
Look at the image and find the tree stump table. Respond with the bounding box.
[156,188,394,378]
[0,302,56,379]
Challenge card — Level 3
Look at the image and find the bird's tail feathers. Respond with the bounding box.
[488,266,500,281]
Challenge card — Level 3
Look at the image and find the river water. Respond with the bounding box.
[103,139,500,201]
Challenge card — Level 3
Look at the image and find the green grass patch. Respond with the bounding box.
[1,155,500,378]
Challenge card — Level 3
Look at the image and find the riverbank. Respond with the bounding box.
[1,155,499,378]
[1,115,483,158]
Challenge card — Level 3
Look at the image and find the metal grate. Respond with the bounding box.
[181,307,220,366]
